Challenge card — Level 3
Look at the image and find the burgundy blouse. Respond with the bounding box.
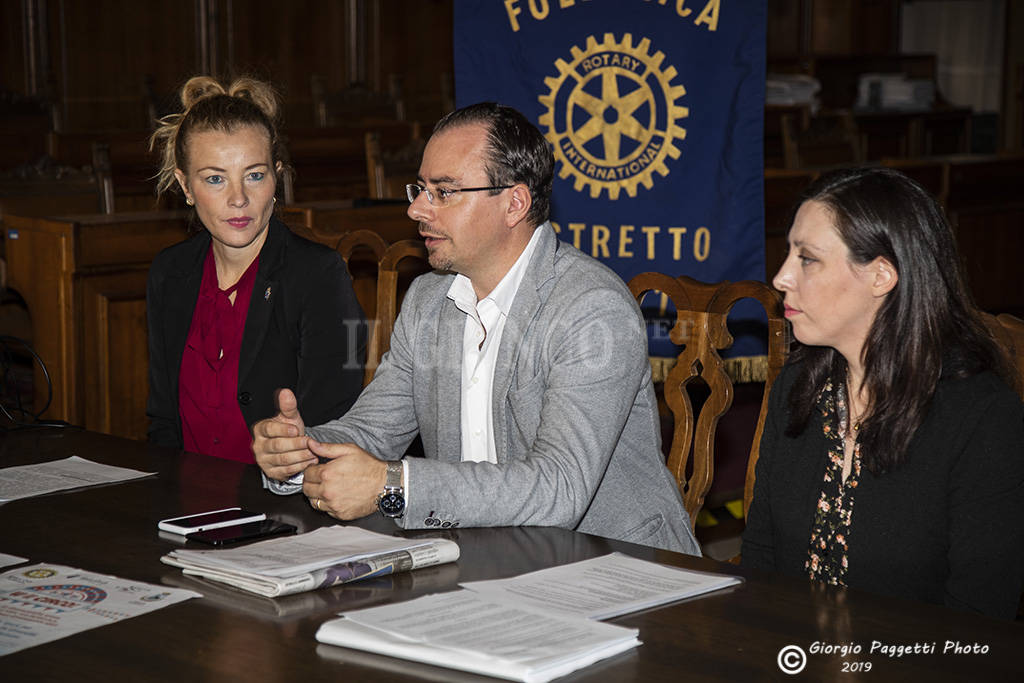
[178,247,260,463]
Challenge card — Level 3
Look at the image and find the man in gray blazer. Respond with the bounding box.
[253,103,699,555]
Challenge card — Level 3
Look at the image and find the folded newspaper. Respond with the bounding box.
[161,526,459,598]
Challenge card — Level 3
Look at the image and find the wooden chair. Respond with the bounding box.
[46,129,163,211]
[334,231,429,387]
[366,240,429,384]
[283,122,422,201]
[365,129,424,200]
[282,220,318,244]
[311,75,406,126]
[628,274,789,530]
[335,229,389,327]
[280,200,420,248]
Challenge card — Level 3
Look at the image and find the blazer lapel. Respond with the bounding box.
[433,295,464,463]
[490,224,557,464]
[163,233,207,392]
[238,220,286,386]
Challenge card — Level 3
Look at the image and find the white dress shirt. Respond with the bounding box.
[265,228,543,510]
[446,226,542,464]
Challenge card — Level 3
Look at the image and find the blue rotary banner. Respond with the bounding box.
[454,0,766,356]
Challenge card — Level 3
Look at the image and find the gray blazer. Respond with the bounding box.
[308,223,700,555]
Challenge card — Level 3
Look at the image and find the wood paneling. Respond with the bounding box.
[853,0,899,55]
[955,206,1024,317]
[763,168,816,279]
[4,211,190,434]
[378,0,453,123]
[1,1,454,134]
[81,271,149,437]
[1002,1,1024,150]
[767,0,805,58]
[811,0,855,55]
[0,1,27,93]
[51,0,198,130]
[811,0,898,56]
[227,0,349,129]
[945,155,1024,317]
[3,218,75,419]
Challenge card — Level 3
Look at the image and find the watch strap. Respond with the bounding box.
[384,461,403,490]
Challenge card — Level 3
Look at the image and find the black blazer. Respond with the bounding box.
[742,359,1024,620]
[146,217,366,450]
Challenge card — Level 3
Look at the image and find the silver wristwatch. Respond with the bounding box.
[376,461,406,518]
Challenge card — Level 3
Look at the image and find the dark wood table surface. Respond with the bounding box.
[1,427,1020,681]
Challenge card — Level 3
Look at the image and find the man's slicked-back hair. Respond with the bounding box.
[433,102,554,227]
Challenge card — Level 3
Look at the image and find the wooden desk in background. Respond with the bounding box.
[3,158,1020,441]
[763,155,1024,317]
[0,428,1019,681]
[1,204,421,440]
[280,201,425,322]
[3,211,191,437]
[280,200,419,248]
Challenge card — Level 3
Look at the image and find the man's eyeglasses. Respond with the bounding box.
[406,183,512,208]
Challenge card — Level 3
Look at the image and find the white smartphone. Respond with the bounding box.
[157,507,266,536]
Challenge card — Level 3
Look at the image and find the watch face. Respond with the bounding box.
[378,492,406,517]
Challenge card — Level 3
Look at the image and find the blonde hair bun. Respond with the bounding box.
[150,74,284,196]
[179,76,227,110]
[227,78,280,124]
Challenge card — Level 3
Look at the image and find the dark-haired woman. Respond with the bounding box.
[741,167,1024,620]
[146,76,364,462]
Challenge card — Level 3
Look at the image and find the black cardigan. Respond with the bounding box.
[146,217,366,451]
[742,359,1024,620]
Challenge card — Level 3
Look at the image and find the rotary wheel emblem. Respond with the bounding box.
[538,33,688,200]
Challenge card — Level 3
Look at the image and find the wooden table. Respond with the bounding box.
[1,428,1019,681]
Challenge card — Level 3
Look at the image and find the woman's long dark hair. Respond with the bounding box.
[785,167,1013,474]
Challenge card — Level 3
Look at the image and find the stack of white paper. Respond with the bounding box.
[317,591,640,683]
[316,552,743,682]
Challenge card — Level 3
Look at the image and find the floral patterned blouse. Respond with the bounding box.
[805,378,862,585]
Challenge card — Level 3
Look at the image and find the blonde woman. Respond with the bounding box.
[147,76,364,462]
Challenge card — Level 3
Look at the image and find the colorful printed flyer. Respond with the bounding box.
[0,563,200,655]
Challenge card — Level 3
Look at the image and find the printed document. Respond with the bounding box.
[0,456,154,502]
[460,552,742,619]
[315,553,742,680]
[0,563,200,655]
[0,554,27,570]
[316,590,640,683]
